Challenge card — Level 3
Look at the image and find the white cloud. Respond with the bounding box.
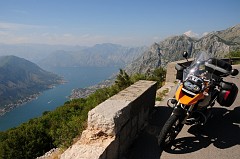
[0,33,30,44]
[184,30,210,38]
[0,31,9,36]
[0,30,156,46]
[184,30,200,38]
[63,33,73,37]
[202,32,209,36]
[0,22,150,46]
[37,33,107,46]
[0,22,46,31]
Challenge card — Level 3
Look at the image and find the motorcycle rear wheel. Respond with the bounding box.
[158,114,184,148]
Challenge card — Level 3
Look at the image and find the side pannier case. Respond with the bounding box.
[205,58,232,77]
[217,82,238,107]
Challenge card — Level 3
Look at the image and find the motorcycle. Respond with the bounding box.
[157,51,239,148]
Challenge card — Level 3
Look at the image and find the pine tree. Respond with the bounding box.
[115,69,132,90]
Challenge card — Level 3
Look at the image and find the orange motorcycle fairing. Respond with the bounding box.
[175,84,206,105]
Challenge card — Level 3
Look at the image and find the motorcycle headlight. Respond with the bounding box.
[183,81,201,93]
[192,84,200,92]
[183,81,192,90]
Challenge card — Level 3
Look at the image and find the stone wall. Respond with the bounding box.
[60,80,157,159]
[165,59,192,83]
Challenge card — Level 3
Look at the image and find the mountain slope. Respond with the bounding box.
[124,43,162,75]
[126,24,240,75]
[0,43,86,63]
[0,56,63,114]
[38,43,147,68]
[215,24,240,43]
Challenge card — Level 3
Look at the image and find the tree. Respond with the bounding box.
[115,69,132,90]
[0,67,167,157]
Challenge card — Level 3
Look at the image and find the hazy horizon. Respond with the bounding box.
[0,0,240,47]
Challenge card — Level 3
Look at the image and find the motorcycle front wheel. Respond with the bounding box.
[158,114,184,148]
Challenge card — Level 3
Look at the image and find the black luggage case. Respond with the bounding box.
[217,81,238,107]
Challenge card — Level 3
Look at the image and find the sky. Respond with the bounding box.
[0,0,239,46]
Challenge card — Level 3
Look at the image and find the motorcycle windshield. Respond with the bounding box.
[183,51,212,81]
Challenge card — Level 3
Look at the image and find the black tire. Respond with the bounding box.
[158,114,184,148]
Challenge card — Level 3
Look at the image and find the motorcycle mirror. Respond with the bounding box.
[182,51,188,59]
[231,69,239,76]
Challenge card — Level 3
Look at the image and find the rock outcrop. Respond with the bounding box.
[125,24,240,75]
[125,43,162,75]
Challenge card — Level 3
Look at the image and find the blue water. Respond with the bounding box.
[0,66,118,131]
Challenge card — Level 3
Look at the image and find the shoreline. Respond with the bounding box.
[0,93,40,116]
[0,77,112,116]
[69,78,115,100]
[0,80,66,117]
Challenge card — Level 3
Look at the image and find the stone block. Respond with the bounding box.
[88,99,131,136]
[61,80,157,159]
[106,139,119,159]
[131,116,138,138]
[88,80,157,137]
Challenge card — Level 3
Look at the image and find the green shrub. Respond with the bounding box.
[0,67,166,158]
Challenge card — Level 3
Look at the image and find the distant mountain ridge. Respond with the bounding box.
[0,43,147,68]
[0,55,63,115]
[0,43,86,63]
[38,43,147,68]
[125,24,240,75]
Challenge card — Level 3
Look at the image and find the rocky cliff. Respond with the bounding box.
[124,43,162,75]
[125,24,240,75]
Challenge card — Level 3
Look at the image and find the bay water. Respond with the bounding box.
[0,66,119,131]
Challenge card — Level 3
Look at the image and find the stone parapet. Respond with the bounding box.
[165,59,193,83]
[60,80,157,159]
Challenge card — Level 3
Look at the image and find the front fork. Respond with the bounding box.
[181,104,195,124]
[171,102,195,124]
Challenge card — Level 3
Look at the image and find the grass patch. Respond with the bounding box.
[156,88,169,101]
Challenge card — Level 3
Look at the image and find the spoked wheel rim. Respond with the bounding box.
[158,114,184,147]
[164,119,182,144]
